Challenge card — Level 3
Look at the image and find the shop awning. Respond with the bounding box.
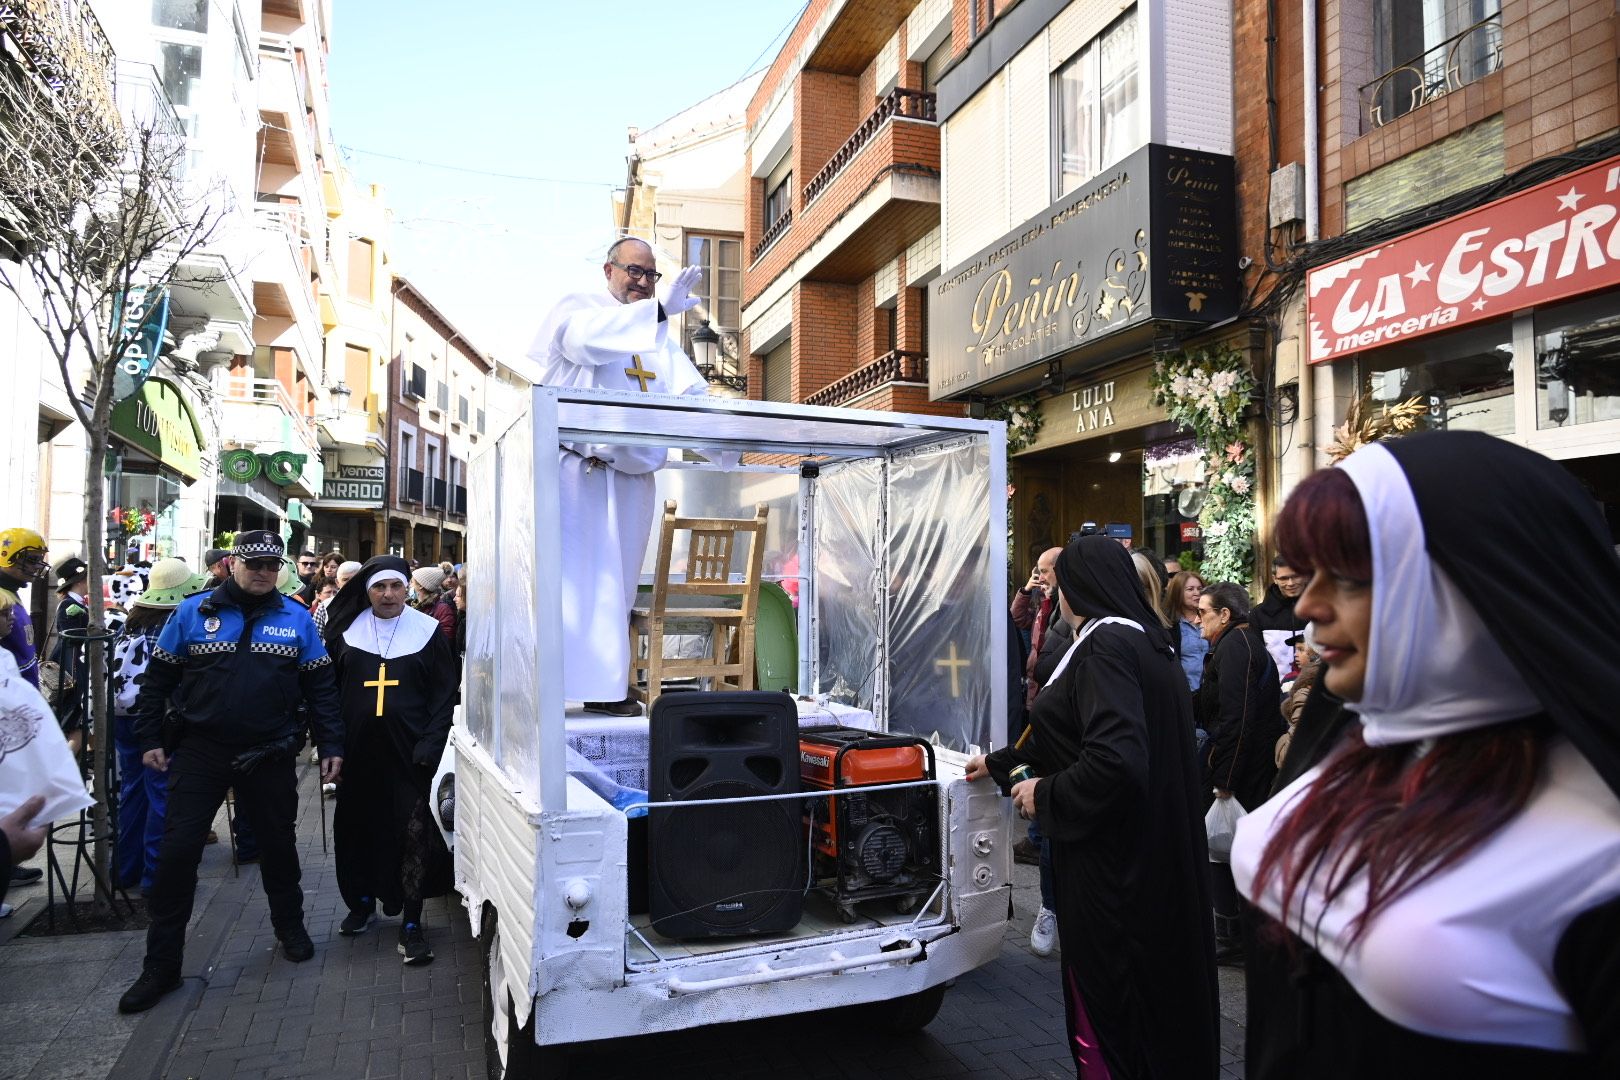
[109,378,206,481]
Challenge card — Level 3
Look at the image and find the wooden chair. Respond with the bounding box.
[629,499,769,711]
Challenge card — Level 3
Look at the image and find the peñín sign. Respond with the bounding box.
[929,144,1238,400]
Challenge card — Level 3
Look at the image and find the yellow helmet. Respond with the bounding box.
[0,527,47,573]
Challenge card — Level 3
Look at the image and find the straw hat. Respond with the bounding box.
[135,558,207,609]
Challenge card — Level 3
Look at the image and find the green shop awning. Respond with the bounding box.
[109,377,205,481]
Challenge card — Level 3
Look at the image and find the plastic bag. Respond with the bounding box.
[0,650,93,828]
[1204,794,1248,863]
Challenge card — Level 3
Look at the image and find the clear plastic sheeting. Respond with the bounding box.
[884,440,993,752]
[812,458,883,713]
[646,467,800,579]
[497,411,541,786]
[463,449,499,752]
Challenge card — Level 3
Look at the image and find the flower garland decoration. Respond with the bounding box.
[984,393,1045,455]
[108,507,155,535]
[1150,345,1257,585]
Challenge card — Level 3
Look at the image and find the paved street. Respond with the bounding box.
[2,762,1246,1079]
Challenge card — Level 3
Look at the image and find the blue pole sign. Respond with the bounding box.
[111,286,171,403]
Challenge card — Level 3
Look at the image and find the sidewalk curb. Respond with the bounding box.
[111,761,316,1080]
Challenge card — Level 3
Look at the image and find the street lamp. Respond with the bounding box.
[689,319,746,394]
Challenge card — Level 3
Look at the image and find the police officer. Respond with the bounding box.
[118,531,344,1014]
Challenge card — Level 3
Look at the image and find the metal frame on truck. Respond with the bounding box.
[437,386,1013,1077]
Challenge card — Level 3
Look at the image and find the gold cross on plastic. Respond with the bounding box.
[935,641,971,699]
[624,355,657,392]
[364,662,400,717]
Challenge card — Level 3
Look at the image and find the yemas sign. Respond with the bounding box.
[1307,154,1620,364]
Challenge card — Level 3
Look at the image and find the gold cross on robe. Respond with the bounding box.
[364,662,400,717]
[625,355,657,392]
[935,641,971,699]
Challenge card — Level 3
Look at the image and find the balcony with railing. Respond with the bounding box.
[452,485,467,516]
[427,477,447,510]
[0,0,119,152]
[804,350,929,408]
[803,88,937,207]
[399,467,424,504]
[757,85,941,286]
[1360,14,1503,133]
[751,208,792,264]
[218,376,323,497]
[251,202,320,332]
[257,35,316,171]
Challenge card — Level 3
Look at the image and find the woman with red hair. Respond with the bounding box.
[1233,430,1620,1077]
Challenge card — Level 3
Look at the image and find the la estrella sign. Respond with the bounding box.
[1307,153,1620,364]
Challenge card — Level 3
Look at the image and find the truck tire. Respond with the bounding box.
[869,983,947,1034]
[482,912,568,1079]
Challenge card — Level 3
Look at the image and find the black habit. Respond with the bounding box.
[988,537,1218,1079]
[327,558,457,915]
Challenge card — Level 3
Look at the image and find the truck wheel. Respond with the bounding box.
[482,913,568,1079]
[869,984,947,1034]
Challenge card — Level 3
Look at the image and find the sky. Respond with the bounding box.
[326,0,807,370]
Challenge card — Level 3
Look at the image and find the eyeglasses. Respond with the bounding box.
[243,558,282,573]
[1275,573,1307,585]
[609,261,662,283]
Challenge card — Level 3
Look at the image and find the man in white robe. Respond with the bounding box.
[525,238,709,714]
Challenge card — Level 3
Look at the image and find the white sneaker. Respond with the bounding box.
[1029,906,1057,957]
[322,782,337,796]
[0,902,13,919]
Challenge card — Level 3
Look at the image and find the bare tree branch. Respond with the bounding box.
[0,63,236,910]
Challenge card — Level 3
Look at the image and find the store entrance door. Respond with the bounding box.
[1012,444,1145,570]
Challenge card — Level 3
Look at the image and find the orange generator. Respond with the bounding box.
[798,727,939,923]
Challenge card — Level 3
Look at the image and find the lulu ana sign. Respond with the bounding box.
[1308,154,1620,364]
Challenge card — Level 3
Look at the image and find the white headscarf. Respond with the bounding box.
[1338,443,1541,745]
[366,568,407,591]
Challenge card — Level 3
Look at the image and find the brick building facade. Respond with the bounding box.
[740,0,958,417]
[1252,0,1620,532]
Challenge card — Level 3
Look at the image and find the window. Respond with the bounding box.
[1053,8,1141,198]
[459,395,470,423]
[765,173,793,228]
[157,41,203,136]
[762,341,791,403]
[685,234,742,329]
[1535,294,1620,431]
[347,238,374,302]
[1369,0,1501,128]
[152,0,207,32]
[1361,317,1514,437]
[343,345,369,407]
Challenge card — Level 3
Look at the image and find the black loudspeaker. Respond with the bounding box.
[647,691,806,939]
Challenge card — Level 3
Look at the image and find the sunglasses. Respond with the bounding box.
[243,558,283,572]
[609,261,662,283]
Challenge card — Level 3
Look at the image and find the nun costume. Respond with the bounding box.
[985,536,1219,1079]
[1233,431,1620,1078]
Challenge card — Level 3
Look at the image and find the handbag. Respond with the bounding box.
[1204,794,1248,863]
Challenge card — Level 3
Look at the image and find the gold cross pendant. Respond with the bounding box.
[625,354,657,392]
[364,661,400,717]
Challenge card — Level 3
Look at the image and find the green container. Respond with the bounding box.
[754,581,799,694]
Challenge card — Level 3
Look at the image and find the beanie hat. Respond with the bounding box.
[411,566,445,594]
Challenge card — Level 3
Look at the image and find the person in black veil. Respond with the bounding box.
[967,535,1218,1079]
[324,555,457,964]
[1233,431,1620,1078]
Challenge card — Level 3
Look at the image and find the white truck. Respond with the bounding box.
[435,386,1013,1077]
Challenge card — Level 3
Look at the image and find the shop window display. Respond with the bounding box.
[1361,316,1514,437]
[1535,293,1620,431]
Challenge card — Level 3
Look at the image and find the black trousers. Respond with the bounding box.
[142,738,304,975]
